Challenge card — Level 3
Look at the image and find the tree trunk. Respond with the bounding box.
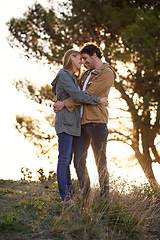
[114,81,160,189]
[134,128,159,188]
[135,151,159,188]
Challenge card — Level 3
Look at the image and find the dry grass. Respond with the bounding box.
[0,177,159,240]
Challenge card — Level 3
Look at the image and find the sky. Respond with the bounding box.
[0,0,159,185]
[0,0,56,180]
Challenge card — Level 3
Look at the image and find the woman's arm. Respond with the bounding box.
[58,73,101,105]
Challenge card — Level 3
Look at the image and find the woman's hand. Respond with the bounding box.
[100,97,109,107]
[53,101,65,113]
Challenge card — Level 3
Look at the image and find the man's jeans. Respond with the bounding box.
[73,123,109,200]
[57,132,73,201]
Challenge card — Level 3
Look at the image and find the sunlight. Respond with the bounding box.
[86,145,148,188]
[152,162,160,185]
[115,60,135,76]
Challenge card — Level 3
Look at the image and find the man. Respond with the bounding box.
[53,43,116,203]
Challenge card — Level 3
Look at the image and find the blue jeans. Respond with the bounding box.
[73,123,109,200]
[57,132,74,201]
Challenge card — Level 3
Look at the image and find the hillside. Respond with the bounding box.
[0,177,159,240]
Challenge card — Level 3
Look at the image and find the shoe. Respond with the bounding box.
[63,199,75,205]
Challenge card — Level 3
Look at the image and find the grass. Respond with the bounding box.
[0,176,159,240]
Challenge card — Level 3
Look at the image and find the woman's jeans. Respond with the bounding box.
[57,132,73,201]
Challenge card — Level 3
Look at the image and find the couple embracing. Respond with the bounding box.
[51,42,116,206]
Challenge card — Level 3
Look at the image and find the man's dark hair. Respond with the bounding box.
[80,42,103,59]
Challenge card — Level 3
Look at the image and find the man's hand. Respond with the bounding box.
[53,101,65,113]
[100,97,109,107]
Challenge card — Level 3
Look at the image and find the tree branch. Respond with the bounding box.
[153,102,160,133]
[114,81,141,128]
[108,138,132,147]
[109,129,133,142]
[150,141,160,164]
[114,107,129,112]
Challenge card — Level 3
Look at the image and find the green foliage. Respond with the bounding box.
[119,9,160,102]
[16,114,40,139]
[21,167,33,181]
[20,166,57,183]
[0,211,26,232]
[0,188,14,197]
[0,178,160,239]
[36,167,47,182]
[39,83,56,104]
[48,170,57,182]
[7,3,73,64]
[13,78,55,106]
[15,113,56,159]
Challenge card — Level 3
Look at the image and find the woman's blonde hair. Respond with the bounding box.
[63,49,81,77]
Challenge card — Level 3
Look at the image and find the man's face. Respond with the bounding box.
[82,53,95,70]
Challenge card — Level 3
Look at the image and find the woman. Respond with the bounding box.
[51,49,107,202]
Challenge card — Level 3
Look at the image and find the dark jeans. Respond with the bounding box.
[57,132,74,201]
[73,123,109,200]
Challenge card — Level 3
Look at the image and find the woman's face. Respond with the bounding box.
[72,54,82,70]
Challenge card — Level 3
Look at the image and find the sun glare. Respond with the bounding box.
[116,61,135,77]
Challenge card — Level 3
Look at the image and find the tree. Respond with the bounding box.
[7,0,160,187]
[14,79,56,160]
[112,8,160,188]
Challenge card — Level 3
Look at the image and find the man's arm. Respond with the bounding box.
[53,97,109,113]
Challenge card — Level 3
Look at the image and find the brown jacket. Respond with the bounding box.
[64,62,116,125]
